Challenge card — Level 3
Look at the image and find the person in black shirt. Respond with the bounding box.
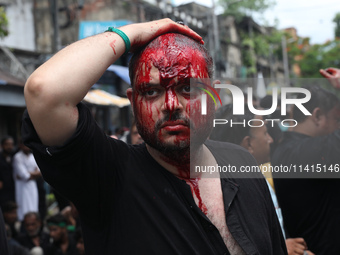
[2,201,19,240]
[74,228,84,255]
[22,19,287,254]
[16,212,50,254]
[0,207,9,255]
[5,223,31,255]
[45,214,78,255]
[210,104,314,255]
[0,136,15,209]
[272,85,340,255]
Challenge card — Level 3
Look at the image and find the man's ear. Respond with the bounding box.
[240,136,253,154]
[311,107,324,125]
[126,88,133,106]
[126,88,134,116]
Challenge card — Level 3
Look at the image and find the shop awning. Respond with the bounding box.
[107,65,130,84]
[0,69,26,107]
[0,69,25,86]
[83,89,130,107]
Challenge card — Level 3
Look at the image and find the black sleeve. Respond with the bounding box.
[21,103,130,224]
[279,130,340,166]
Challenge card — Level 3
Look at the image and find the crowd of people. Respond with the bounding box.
[0,121,142,255]
[1,18,340,254]
[0,137,81,254]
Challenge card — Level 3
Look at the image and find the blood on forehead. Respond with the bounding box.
[134,33,208,89]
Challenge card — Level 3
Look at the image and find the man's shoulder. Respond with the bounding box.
[12,152,21,165]
[205,139,256,163]
[13,150,23,159]
[205,139,261,178]
[272,131,306,157]
[205,139,251,153]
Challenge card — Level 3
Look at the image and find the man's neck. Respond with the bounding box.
[146,143,218,180]
[292,122,316,137]
[22,150,31,156]
[60,235,69,253]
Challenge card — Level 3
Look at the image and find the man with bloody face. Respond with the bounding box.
[22,19,287,254]
[127,33,215,172]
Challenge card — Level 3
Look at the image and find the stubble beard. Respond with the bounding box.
[136,112,213,165]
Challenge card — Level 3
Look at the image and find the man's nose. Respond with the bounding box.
[162,88,184,113]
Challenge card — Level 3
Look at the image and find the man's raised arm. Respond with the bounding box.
[24,19,203,147]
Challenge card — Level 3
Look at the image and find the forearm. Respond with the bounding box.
[319,67,340,89]
[14,165,31,181]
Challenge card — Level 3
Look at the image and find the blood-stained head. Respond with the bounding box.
[127,33,215,158]
[129,33,213,87]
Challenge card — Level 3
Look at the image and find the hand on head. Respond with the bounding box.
[123,18,204,52]
[319,67,340,89]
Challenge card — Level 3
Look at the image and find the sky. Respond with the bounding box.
[172,0,340,45]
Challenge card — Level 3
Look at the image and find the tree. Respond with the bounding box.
[333,12,340,39]
[0,7,9,38]
[219,0,275,21]
[296,40,340,78]
[239,29,284,75]
[218,0,277,76]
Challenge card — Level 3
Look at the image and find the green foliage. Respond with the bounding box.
[219,0,275,21]
[239,36,257,75]
[240,35,256,75]
[0,7,9,38]
[297,39,340,78]
[333,12,340,38]
[218,0,279,76]
[254,30,284,57]
[239,29,284,76]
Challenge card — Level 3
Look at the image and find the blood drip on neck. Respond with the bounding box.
[187,178,208,215]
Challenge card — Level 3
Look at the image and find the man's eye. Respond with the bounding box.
[146,90,156,96]
[183,86,192,93]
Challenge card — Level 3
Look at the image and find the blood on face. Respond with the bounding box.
[131,33,215,164]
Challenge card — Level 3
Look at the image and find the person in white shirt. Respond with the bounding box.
[13,142,41,221]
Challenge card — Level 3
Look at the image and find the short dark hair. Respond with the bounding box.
[47,213,67,227]
[210,104,255,145]
[129,33,213,87]
[24,211,41,222]
[1,136,13,146]
[293,86,339,122]
[2,201,17,213]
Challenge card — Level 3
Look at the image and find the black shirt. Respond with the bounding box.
[22,103,287,255]
[0,152,15,209]
[0,207,9,255]
[44,235,78,255]
[16,232,50,253]
[272,131,340,255]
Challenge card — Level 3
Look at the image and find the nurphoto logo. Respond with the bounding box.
[199,82,312,128]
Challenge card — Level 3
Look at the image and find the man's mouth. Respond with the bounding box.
[160,120,190,133]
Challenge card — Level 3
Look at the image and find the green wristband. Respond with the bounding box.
[106,27,131,54]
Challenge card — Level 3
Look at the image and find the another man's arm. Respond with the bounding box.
[24,19,203,147]
[13,155,30,181]
[319,67,340,89]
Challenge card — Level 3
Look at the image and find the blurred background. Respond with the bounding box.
[0,0,339,142]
